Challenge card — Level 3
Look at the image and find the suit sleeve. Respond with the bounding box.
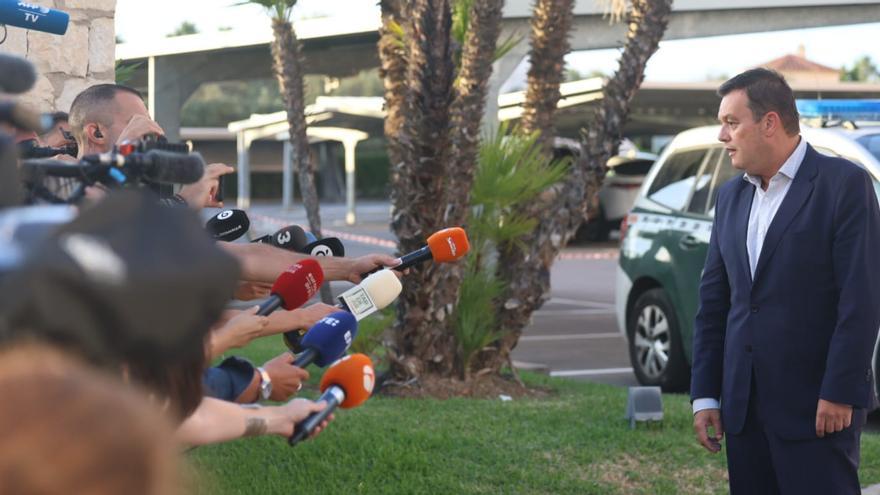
[820,168,880,408]
[690,192,732,402]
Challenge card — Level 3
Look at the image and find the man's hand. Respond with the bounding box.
[178,163,234,210]
[116,114,164,144]
[346,254,402,284]
[263,352,309,401]
[235,280,273,301]
[816,399,852,437]
[268,399,334,438]
[694,409,724,453]
[209,305,269,358]
[266,303,338,334]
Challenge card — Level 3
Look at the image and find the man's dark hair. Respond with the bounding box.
[718,68,800,136]
[68,84,144,142]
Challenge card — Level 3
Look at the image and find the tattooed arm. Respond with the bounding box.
[175,397,332,446]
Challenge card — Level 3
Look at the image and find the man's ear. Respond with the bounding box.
[763,111,781,136]
[86,123,106,145]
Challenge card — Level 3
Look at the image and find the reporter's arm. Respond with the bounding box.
[219,242,399,284]
[175,397,328,446]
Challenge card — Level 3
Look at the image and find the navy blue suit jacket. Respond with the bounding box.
[691,144,880,440]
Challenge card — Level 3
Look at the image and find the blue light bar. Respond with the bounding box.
[797,99,880,121]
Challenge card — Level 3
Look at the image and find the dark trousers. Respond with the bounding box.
[726,388,862,495]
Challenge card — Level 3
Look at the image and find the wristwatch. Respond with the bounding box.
[256,366,272,401]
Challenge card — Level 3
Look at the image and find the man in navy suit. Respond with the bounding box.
[691,68,880,494]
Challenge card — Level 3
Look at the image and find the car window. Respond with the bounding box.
[646,149,708,211]
[857,133,880,162]
[687,148,721,214]
[614,159,654,176]
[706,150,742,215]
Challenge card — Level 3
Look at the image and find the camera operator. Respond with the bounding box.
[68,84,233,209]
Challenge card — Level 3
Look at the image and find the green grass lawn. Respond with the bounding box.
[193,334,880,494]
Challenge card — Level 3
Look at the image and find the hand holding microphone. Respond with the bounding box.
[361,227,470,278]
[257,259,324,316]
[291,311,358,368]
[289,353,375,446]
[283,270,402,353]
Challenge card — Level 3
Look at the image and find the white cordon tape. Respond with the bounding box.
[250,213,619,259]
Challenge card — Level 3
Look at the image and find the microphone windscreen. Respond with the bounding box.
[271,259,323,310]
[301,311,358,367]
[142,150,205,184]
[205,209,250,242]
[304,237,345,257]
[320,353,374,409]
[272,225,309,252]
[427,227,470,263]
[359,270,402,310]
[0,54,36,94]
[251,234,273,244]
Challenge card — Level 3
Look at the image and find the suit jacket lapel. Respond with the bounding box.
[752,146,819,285]
[733,179,754,284]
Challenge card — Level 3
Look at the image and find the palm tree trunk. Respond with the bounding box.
[386,0,458,381]
[519,0,575,155]
[269,18,323,240]
[485,0,673,372]
[379,0,408,171]
[447,0,505,226]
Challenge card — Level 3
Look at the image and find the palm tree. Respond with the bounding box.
[245,1,323,241]
[378,0,408,170]
[482,0,674,373]
[519,0,575,155]
[383,0,505,382]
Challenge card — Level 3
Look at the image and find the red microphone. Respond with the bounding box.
[289,353,374,445]
[257,260,323,316]
[361,227,471,278]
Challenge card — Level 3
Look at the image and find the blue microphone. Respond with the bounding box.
[292,311,358,368]
[0,1,70,36]
[304,231,318,244]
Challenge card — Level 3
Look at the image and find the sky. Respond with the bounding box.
[115,0,880,86]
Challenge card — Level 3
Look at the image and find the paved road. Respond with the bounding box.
[231,201,638,387]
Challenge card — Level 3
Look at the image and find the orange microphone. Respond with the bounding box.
[361,227,470,278]
[289,353,375,446]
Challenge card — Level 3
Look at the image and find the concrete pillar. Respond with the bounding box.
[343,138,358,225]
[236,131,252,209]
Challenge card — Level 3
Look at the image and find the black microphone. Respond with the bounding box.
[271,225,309,252]
[137,150,206,184]
[79,150,206,185]
[0,101,53,133]
[303,237,345,257]
[0,53,37,94]
[205,209,250,242]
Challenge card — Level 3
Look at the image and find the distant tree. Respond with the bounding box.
[167,21,199,38]
[115,34,124,44]
[841,55,880,82]
[563,68,584,82]
[219,26,234,32]
[331,69,385,97]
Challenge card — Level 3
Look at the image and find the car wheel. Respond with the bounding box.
[627,288,690,392]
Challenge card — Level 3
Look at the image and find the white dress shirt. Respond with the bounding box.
[693,137,808,415]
